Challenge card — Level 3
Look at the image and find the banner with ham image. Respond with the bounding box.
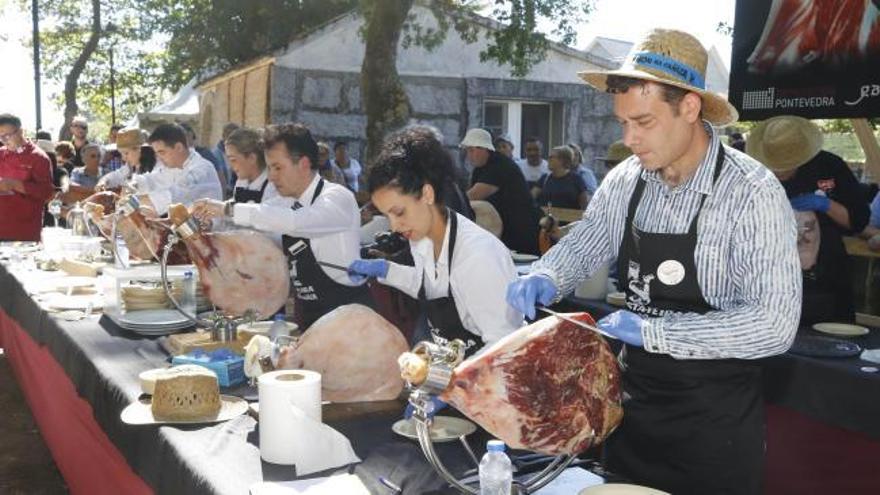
[729,0,880,120]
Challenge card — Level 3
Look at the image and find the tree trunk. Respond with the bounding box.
[360,0,414,169]
[58,0,101,141]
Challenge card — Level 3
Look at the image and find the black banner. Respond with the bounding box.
[729,0,880,121]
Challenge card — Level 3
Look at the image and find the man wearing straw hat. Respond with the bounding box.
[507,28,801,493]
[747,115,870,326]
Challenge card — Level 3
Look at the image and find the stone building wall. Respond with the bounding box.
[270,66,621,176]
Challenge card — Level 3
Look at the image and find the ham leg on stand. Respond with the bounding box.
[276,304,409,402]
[83,191,189,263]
[399,312,622,455]
[168,204,289,319]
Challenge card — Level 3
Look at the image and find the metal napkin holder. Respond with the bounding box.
[404,337,575,494]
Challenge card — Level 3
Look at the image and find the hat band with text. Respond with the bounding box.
[629,51,706,89]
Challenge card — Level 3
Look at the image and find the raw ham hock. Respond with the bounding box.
[168,204,290,319]
[83,191,189,263]
[399,312,622,455]
[276,304,409,402]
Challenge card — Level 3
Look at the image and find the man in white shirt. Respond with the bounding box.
[516,137,549,187]
[133,123,223,215]
[229,123,373,329]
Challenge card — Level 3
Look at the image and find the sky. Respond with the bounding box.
[0,0,737,137]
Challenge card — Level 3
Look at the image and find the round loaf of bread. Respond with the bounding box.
[150,366,221,420]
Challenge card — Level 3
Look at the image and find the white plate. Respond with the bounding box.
[237,320,299,336]
[116,309,191,327]
[120,395,248,425]
[391,416,477,442]
[44,293,103,311]
[812,322,869,337]
[511,252,540,263]
[54,276,97,291]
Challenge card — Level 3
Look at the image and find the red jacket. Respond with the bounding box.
[0,142,54,241]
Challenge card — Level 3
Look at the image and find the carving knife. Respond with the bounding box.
[536,306,617,340]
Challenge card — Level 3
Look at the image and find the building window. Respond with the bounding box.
[483,100,558,159]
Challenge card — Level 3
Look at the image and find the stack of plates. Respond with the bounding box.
[111,309,194,336]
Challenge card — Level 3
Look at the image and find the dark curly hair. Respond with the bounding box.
[368,125,458,204]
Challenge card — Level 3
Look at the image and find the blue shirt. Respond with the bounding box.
[70,166,106,189]
[870,191,880,228]
[577,166,599,195]
[536,172,587,209]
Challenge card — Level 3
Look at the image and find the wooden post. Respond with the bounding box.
[850,118,880,182]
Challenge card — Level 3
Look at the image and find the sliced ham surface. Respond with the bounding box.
[402,312,622,455]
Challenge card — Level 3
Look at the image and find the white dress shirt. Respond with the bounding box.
[233,173,362,287]
[234,169,280,203]
[381,212,524,346]
[517,158,549,184]
[531,124,801,360]
[132,150,223,214]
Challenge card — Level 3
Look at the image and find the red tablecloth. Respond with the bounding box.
[0,310,152,495]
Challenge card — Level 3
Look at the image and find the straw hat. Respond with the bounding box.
[460,128,495,151]
[470,200,503,238]
[578,28,738,126]
[597,140,633,164]
[116,127,144,150]
[745,116,823,172]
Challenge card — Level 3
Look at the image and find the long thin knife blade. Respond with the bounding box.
[537,306,617,340]
[316,260,351,272]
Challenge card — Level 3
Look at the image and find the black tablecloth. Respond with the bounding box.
[561,294,880,439]
[1,265,614,494]
[0,264,494,494]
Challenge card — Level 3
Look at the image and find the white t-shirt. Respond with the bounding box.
[517,158,549,184]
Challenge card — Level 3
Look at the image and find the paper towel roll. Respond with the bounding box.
[258,369,322,465]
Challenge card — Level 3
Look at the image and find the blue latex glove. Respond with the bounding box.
[506,274,558,320]
[347,259,389,284]
[596,310,645,348]
[404,397,447,420]
[790,193,830,213]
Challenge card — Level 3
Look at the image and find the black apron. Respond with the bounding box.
[282,179,374,329]
[233,177,269,204]
[604,147,765,495]
[417,211,479,354]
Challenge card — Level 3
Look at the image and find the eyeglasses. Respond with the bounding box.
[0,128,20,141]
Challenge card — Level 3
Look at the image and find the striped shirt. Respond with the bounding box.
[532,124,802,360]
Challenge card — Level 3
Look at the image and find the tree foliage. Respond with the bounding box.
[24,0,165,139]
[360,0,595,162]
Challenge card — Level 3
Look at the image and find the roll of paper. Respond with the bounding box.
[258,369,322,465]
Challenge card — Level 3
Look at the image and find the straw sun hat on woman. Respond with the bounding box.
[577,28,738,126]
[745,116,823,173]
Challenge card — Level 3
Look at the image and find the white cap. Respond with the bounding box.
[487,439,506,452]
[460,128,495,151]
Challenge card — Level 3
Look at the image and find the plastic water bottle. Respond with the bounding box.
[268,314,289,340]
[479,440,513,495]
[181,271,196,315]
[114,233,130,269]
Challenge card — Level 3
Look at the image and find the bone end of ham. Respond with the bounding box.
[168,203,190,227]
[277,304,409,402]
[407,312,623,455]
[398,352,428,386]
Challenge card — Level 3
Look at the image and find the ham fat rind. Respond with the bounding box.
[277,304,409,402]
[423,313,622,455]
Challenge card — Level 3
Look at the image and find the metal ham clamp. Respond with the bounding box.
[398,312,623,494]
[163,204,290,342]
